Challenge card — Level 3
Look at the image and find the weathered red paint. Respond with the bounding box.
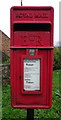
[10,6,54,109]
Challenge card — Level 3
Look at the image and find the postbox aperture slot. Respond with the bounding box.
[13,23,51,32]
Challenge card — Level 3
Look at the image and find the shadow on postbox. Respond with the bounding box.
[10,6,54,109]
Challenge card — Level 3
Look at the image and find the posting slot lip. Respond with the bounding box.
[13,21,51,24]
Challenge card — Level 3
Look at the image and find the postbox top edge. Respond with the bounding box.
[10,6,54,11]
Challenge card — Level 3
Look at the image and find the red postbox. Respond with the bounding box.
[10,6,54,109]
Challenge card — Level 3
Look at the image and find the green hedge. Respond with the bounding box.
[53,47,61,70]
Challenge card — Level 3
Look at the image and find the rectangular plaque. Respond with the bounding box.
[24,59,40,91]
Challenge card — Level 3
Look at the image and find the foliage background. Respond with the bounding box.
[53,47,61,70]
